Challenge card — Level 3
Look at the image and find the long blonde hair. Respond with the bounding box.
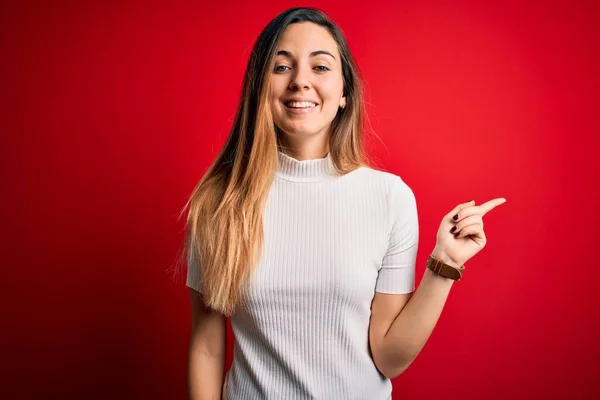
[174,7,381,316]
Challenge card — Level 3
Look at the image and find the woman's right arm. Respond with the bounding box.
[188,288,227,400]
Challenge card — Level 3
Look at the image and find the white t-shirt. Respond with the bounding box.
[187,150,419,400]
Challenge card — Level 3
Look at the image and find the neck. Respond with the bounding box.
[276,149,337,183]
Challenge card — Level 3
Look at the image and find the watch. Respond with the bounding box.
[426,254,465,281]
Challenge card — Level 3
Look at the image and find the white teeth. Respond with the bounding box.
[286,101,316,108]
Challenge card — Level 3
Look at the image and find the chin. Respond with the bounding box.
[277,120,328,136]
[281,126,322,136]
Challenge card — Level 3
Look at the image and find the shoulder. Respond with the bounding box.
[356,166,415,199]
[355,167,417,229]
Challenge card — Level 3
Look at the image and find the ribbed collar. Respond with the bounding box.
[276,150,338,182]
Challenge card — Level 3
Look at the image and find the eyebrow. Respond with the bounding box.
[276,49,336,60]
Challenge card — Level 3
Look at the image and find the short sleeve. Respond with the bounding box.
[375,176,419,294]
[185,240,203,293]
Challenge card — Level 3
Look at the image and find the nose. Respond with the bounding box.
[288,67,311,91]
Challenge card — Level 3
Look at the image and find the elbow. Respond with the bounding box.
[375,347,418,380]
[379,363,411,379]
[372,336,420,380]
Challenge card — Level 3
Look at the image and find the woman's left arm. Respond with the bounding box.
[369,198,506,379]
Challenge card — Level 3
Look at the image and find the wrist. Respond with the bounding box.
[431,248,462,269]
[427,250,466,281]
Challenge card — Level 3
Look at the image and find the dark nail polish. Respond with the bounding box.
[450,226,456,233]
[453,214,458,221]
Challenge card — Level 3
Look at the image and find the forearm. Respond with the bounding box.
[380,250,458,378]
[188,348,225,400]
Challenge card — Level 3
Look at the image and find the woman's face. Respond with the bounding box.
[270,22,346,140]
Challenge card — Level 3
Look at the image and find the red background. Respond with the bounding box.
[2,0,599,399]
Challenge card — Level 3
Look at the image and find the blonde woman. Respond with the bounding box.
[180,7,506,400]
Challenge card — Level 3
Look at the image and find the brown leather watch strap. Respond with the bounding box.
[426,254,465,281]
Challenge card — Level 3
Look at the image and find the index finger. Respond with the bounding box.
[479,198,507,216]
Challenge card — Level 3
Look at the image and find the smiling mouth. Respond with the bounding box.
[284,101,318,109]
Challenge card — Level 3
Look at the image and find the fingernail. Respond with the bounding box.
[450,226,456,233]
[452,214,458,221]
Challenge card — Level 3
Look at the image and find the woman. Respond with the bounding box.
[180,7,506,400]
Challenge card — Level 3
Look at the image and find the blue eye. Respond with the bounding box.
[314,66,329,72]
[274,65,290,73]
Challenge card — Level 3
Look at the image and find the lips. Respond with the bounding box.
[284,100,318,109]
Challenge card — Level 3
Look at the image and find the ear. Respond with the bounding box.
[340,95,347,109]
